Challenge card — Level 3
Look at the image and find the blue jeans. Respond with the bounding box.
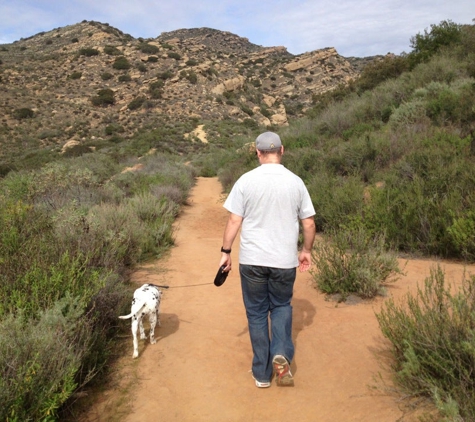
[239,264,296,383]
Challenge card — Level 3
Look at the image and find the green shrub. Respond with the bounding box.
[376,266,475,420]
[149,80,164,91]
[13,107,34,120]
[447,210,475,260]
[128,96,145,111]
[167,52,181,60]
[242,118,258,129]
[240,104,254,116]
[79,48,99,57]
[0,205,105,317]
[62,144,92,158]
[139,43,159,54]
[341,123,374,141]
[83,195,176,265]
[112,56,131,70]
[91,89,115,107]
[100,72,113,80]
[305,172,365,231]
[186,59,198,66]
[157,70,173,80]
[104,123,124,135]
[388,98,430,131]
[356,55,409,92]
[103,45,121,55]
[118,74,131,82]
[311,227,403,299]
[186,71,197,84]
[217,149,258,191]
[260,106,272,118]
[360,136,475,257]
[0,163,13,177]
[137,63,147,72]
[68,71,82,80]
[0,296,91,421]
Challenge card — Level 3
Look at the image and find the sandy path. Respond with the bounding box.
[83,177,475,422]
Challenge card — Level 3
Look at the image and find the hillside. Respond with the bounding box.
[0,20,365,164]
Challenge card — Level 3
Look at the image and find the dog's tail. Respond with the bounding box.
[119,303,146,320]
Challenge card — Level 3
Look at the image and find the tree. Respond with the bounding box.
[409,20,462,68]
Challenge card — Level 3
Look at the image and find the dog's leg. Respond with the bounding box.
[131,318,139,358]
[149,311,157,344]
[157,296,162,327]
[139,317,146,340]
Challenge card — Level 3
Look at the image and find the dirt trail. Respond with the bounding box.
[83,177,475,422]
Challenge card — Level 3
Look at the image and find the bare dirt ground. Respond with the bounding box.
[81,177,475,422]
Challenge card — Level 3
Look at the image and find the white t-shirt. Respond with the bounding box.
[224,164,315,268]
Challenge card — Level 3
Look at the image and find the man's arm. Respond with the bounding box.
[298,216,316,272]
[220,212,243,271]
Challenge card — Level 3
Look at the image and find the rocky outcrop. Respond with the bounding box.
[211,76,246,95]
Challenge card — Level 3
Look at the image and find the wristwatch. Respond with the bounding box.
[220,247,232,254]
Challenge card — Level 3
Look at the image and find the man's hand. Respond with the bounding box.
[299,216,316,272]
[298,250,312,272]
[219,253,232,272]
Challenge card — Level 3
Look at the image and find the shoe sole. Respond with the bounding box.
[273,355,294,386]
[255,380,271,388]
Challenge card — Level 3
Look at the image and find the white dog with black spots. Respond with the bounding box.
[119,284,163,358]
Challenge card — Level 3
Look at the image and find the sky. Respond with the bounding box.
[0,1,474,57]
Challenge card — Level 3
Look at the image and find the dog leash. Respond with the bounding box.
[166,282,214,288]
[150,282,214,289]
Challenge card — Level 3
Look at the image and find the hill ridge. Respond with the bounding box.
[0,20,374,162]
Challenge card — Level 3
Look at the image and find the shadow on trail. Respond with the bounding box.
[132,313,180,356]
[292,297,317,377]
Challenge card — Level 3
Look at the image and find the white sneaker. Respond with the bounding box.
[251,372,271,388]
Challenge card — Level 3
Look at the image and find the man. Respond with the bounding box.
[219,131,316,388]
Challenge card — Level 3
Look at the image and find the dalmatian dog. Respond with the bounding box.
[119,283,165,358]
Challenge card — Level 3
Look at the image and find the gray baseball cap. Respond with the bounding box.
[255,132,282,151]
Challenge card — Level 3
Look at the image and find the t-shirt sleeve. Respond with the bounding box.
[223,179,245,217]
[299,183,316,220]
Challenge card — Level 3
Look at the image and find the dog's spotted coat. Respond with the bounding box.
[119,284,162,358]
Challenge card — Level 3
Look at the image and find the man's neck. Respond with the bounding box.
[260,156,281,164]
[257,150,282,165]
